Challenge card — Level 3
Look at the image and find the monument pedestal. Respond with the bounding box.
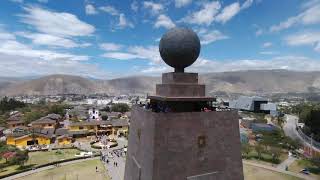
[124,72,244,180]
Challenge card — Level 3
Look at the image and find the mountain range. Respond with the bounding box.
[1,70,320,97]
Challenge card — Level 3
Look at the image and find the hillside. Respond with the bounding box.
[1,70,320,96]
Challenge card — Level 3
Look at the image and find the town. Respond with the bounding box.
[1,0,320,179]
[0,93,319,179]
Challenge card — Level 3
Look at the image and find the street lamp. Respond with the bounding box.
[310,133,314,158]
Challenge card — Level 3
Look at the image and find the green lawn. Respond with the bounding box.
[26,149,81,166]
[3,159,302,180]
[244,164,301,180]
[16,159,110,180]
[289,159,320,179]
[0,165,20,176]
[0,149,81,177]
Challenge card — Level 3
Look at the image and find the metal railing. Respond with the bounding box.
[296,127,320,150]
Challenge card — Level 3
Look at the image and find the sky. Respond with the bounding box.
[0,0,320,79]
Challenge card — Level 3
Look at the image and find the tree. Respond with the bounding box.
[255,143,264,160]
[15,151,29,167]
[1,151,16,163]
[48,104,67,116]
[101,106,111,112]
[111,103,130,113]
[0,97,25,114]
[277,116,285,128]
[270,147,281,164]
[304,110,320,141]
[241,144,251,158]
[23,111,44,124]
[101,115,108,121]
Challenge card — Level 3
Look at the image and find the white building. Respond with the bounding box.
[88,108,100,121]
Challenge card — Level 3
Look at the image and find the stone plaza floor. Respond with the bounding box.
[101,138,127,180]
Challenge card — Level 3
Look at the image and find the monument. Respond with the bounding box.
[124,28,244,180]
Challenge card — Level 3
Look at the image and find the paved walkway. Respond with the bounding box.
[243,160,315,180]
[101,138,127,180]
[103,153,125,180]
[3,157,100,180]
[276,156,296,170]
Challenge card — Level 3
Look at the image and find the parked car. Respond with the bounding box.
[75,151,93,157]
[299,168,310,175]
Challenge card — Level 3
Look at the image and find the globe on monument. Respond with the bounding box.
[159,27,201,72]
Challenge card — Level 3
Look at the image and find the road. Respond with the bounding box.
[283,114,320,152]
[283,115,301,141]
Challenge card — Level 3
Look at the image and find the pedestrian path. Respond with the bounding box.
[101,147,126,180]
[276,156,296,170]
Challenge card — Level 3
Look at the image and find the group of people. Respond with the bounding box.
[141,102,171,113]
[100,148,126,167]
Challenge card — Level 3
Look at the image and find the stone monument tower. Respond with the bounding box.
[124,28,244,180]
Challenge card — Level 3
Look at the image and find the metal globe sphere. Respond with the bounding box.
[159,27,201,72]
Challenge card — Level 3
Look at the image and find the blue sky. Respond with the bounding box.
[0,0,320,79]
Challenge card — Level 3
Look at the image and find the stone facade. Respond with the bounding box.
[125,106,243,180]
[124,72,244,180]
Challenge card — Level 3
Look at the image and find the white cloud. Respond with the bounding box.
[154,14,175,29]
[270,4,320,32]
[37,0,48,3]
[197,29,228,45]
[0,26,106,78]
[0,53,108,78]
[180,1,221,25]
[301,0,320,9]
[241,0,254,10]
[99,43,123,51]
[215,2,241,24]
[0,29,16,40]
[85,4,98,15]
[260,51,277,55]
[99,6,119,16]
[181,0,253,25]
[128,46,161,63]
[175,0,192,8]
[189,56,320,73]
[102,52,141,60]
[20,6,95,37]
[0,40,88,61]
[9,0,23,3]
[141,66,168,73]
[102,45,161,64]
[143,1,164,15]
[315,42,320,52]
[98,6,133,29]
[131,1,138,12]
[17,32,80,48]
[255,29,263,36]
[262,42,272,48]
[118,13,134,28]
[135,55,320,75]
[284,31,320,52]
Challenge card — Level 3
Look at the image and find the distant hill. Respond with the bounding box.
[1,70,320,96]
[0,75,96,96]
